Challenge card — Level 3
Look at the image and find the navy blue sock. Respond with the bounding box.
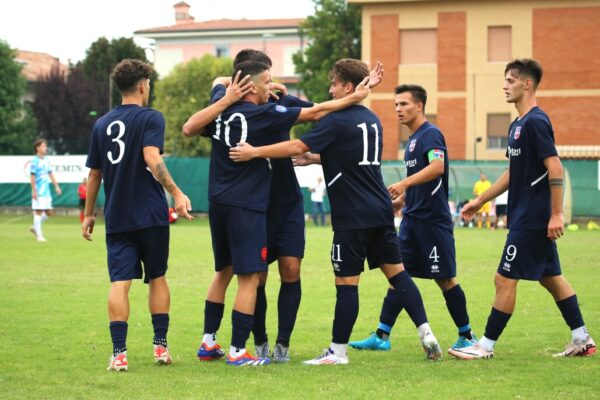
[231,310,254,350]
[151,313,169,347]
[277,280,302,347]
[388,271,428,327]
[109,321,128,356]
[332,285,359,344]
[253,286,268,345]
[556,295,585,330]
[442,284,472,338]
[203,300,224,334]
[376,288,402,338]
[484,307,512,341]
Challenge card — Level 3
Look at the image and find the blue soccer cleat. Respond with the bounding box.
[197,342,225,361]
[450,334,478,350]
[349,333,391,351]
[226,351,270,366]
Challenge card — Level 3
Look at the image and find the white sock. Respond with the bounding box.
[203,333,217,347]
[417,322,432,339]
[41,212,48,222]
[330,342,347,357]
[229,346,246,358]
[572,326,589,342]
[479,336,496,352]
[33,214,42,237]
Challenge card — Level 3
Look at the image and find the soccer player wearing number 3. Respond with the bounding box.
[83,59,194,371]
[229,59,441,365]
[449,59,595,360]
[350,84,476,354]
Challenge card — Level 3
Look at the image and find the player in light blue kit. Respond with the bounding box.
[30,138,61,242]
[450,59,595,360]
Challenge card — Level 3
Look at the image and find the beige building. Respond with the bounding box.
[349,0,600,160]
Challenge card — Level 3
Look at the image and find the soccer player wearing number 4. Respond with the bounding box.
[449,59,595,360]
[83,59,193,371]
[351,84,476,354]
[230,59,441,364]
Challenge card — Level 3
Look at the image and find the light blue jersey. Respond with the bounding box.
[30,156,52,198]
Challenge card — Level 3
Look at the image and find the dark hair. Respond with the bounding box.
[232,60,270,81]
[233,49,272,67]
[504,58,543,89]
[111,59,154,94]
[328,58,369,88]
[394,84,428,111]
[33,138,46,153]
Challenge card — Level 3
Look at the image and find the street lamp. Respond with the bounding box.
[474,136,483,164]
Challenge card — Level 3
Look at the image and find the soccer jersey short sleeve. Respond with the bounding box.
[279,95,313,109]
[142,111,165,152]
[86,126,102,169]
[262,104,302,133]
[299,114,339,153]
[210,84,226,103]
[527,117,558,160]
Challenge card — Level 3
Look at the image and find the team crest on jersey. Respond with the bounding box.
[409,139,417,152]
[260,247,268,262]
[514,126,521,140]
[275,105,287,113]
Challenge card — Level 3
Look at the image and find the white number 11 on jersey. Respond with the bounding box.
[357,122,380,166]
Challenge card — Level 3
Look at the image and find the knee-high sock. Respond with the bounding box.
[277,280,301,346]
[252,286,268,345]
[388,271,428,327]
[332,285,359,344]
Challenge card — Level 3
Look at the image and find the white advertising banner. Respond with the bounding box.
[0,155,89,183]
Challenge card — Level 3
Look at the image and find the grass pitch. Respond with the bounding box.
[0,214,598,399]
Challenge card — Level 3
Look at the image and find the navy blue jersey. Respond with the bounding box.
[300,105,394,231]
[403,121,452,227]
[205,89,301,212]
[506,106,558,230]
[86,105,168,234]
[210,85,312,206]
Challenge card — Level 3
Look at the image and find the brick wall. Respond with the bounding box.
[370,14,399,93]
[538,97,600,145]
[438,12,466,92]
[371,99,399,160]
[437,98,466,159]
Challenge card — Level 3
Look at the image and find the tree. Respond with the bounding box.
[293,0,362,104]
[153,54,233,156]
[0,40,38,154]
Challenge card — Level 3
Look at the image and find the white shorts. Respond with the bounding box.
[32,196,53,210]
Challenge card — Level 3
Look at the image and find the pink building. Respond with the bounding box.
[134,2,306,92]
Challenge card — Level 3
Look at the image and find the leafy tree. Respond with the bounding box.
[153,54,232,156]
[293,0,362,104]
[0,40,38,154]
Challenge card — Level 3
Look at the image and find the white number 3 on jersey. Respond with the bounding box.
[106,120,126,164]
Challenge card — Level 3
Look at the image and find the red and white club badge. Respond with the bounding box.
[514,126,521,140]
[409,139,417,152]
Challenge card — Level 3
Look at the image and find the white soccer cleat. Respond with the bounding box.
[153,344,172,365]
[36,236,47,242]
[421,331,442,361]
[448,342,494,360]
[303,348,349,365]
[553,336,596,357]
[107,351,128,371]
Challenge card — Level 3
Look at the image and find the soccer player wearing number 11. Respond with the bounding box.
[230,59,441,365]
[83,59,193,371]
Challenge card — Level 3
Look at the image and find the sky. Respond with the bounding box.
[0,0,315,64]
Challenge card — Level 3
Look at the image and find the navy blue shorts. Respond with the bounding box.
[209,203,268,275]
[398,216,456,279]
[106,226,170,283]
[331,226,402,277]
[497,229,561,280]
[266,199,305,264]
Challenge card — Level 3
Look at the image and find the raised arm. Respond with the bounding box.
[82,168,102,241]
[143,146,193,221]
[544,155,564,240]
[461,170,510,221]
[182,71,253,137]
[296,76,370,123]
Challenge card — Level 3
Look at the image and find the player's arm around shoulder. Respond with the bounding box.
[296,76,371,123]
[143,146,193,221]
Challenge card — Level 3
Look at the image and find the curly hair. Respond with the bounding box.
[110,59,154,94]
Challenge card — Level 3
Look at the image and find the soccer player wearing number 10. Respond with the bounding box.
[230,59,441,364]
[83,59,193,371]
[449,59,595,360]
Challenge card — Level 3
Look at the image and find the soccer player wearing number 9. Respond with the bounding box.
[229,59,441,364]
[351,84,476,354]
[84,59,194,371]
[449,59,595,360]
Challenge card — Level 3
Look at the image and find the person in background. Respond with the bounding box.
[309,176,327,226]
[78,177,87,223]
[30,138,61,242]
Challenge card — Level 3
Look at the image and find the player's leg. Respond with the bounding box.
[540,276,595,356]
[274,256,302,362]
[436,278,475,349]
[253,271,269,357]
[227,272,269,366]
[108,280,132,371]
